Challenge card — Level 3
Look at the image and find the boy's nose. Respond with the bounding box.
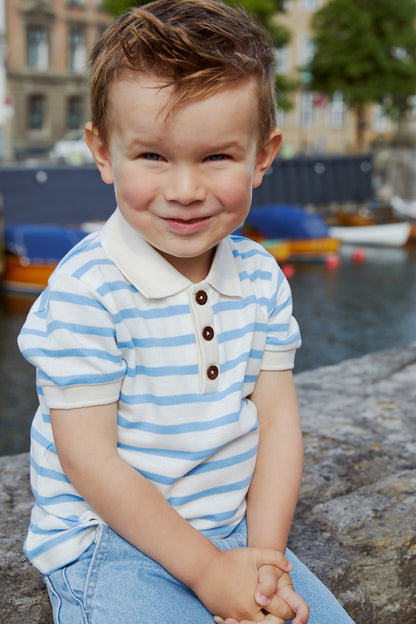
[164,166,206,204]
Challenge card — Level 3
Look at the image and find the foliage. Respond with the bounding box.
[309,0,416,121]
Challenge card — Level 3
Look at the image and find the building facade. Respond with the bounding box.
[1,0,404,161]
[4,0,112,160]
[275,0,397,155]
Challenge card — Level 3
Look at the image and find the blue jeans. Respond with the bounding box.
[45,520,355,624]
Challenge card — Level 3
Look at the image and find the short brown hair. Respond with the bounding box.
[89,0,276,147]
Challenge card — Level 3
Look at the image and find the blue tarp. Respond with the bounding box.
[5,224,87,262]
[245,204,330,240]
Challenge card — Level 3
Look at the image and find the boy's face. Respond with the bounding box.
[87,71,281,281]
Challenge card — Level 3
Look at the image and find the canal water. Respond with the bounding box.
[1,244,415,456]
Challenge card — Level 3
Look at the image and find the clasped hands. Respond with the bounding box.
[191,547,309,624]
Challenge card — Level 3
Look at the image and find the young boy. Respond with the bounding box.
[19,2,356,623]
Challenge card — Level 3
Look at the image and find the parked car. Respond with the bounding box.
[49,131,94,165]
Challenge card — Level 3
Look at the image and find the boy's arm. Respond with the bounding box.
[245,369,309,624]
[50,402,293,621]
[247,369,303,553]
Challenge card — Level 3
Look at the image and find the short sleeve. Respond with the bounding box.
[18,272,126,409]
[261,265,301,371]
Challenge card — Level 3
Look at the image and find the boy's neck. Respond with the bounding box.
[156,246,216,283]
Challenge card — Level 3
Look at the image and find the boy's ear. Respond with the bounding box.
[85,122,114,185]
[252,129,282,189]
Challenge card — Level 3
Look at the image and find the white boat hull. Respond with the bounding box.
[329,222,412,247]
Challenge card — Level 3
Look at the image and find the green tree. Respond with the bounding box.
[309,0,416,147]
[102,0,295,110]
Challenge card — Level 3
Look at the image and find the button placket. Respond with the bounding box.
[189,285,220,393]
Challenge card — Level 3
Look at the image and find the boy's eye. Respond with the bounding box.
[141,152,163,161]
[207,154,229,161]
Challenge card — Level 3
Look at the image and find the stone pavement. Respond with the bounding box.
[1,345,415,623]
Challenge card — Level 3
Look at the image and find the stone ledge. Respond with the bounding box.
[1,345,415,623]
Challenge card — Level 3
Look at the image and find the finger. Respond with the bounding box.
[255,565,280,607]
[281,591,309,624]
[263,615,287,624]
[277,578,309,624]
[266,593,296,621]
[254,550,294,573]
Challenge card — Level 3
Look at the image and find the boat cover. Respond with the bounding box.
[245,204,329,240]
[4,224,87,263]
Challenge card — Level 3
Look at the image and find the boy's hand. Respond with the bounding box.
[216,564,309,624]
[191,547,293,622]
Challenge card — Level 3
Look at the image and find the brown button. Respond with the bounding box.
[207,365,219,380]
[202,326,214,341]
[195,290,208,305]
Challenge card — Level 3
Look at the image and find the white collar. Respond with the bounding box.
[100,209,243,299]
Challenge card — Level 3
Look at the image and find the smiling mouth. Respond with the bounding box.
[164,215,212,233]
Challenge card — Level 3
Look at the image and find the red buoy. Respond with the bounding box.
[351,248,366,263]
[325,254,341,269]
[282,264,295,279]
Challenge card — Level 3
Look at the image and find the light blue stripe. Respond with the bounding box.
[46,321,116,338]
[187,444,257,477]
[133,466,176,485]
[200,522,240,538]
[23,347,120,363]
[97,281,138,295]
[113,304,190,323]
[217,322,267,344]
[24,523,92,563]
[20,323,115,339]
[120,381,243,406]
[269,296,292,318]
[72,258,114,278]
[121,441,257,472]
[266,331,301,346]
[212,295,268,313]
[30,456,70,484]
[30,424,55,452]
[38,369,124,386]
[168,475,252,506]
[119,442,223,462]
[198,509,239,523]
[33,490,84,507]
[221,352,250,373]
[118,334,195,349]
[117,409,240,434]
[48,290,107,310]
[58,235,101,267]
[239,269,272,282]
[126,363,198,377]
[269,322,290,332]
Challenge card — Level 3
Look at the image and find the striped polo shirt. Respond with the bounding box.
[18,208,301,575]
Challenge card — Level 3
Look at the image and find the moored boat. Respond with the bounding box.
[2,224,87,294]
[328,221,412,247]
[242,204,340,261]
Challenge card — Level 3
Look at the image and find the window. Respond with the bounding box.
[300,37,315,67]
[300,92,314,127]
[27,95,46,130]
[67,96,83,130]
[301,0,321,10]
[373,104,391,133]
[68,25,86,72]
[330,92,346,128]
[275,46,289,75]
[27,26,49,70]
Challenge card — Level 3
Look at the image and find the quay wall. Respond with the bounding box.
[1,345,415,623]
